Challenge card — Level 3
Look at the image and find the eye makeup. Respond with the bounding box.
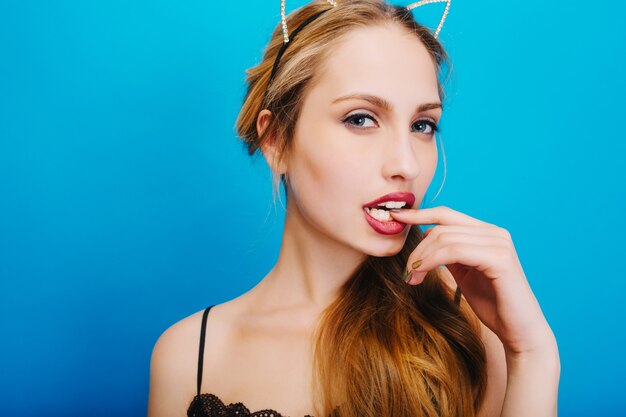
[341,112,439,135]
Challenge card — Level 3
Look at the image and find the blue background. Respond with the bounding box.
[1,0,624,416]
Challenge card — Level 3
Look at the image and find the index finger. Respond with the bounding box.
[389,205,491,227]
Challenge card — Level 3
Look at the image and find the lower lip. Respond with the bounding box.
[363,208,407,235]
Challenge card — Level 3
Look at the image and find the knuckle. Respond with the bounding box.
[424,225,440,240]
[493,226,511,239]
[491,224,511,239]
[447,242,464,257]
[435,231,452,244]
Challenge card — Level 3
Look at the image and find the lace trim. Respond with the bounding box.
[187,393,315,417]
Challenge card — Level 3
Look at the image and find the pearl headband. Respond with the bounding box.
[269,0,452,84]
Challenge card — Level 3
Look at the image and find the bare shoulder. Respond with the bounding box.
[147,307,207,417]
[438,266,507,417]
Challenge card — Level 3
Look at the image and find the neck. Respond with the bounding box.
[249,201,367,313]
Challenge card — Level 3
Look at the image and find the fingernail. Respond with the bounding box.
[412,259,422,270]
[402,269,412,283]
[390,209,402,213]
[411,270,427,284]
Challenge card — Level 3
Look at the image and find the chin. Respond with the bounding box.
[362,239,405,258]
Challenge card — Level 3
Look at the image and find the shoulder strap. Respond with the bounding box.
[196,305,215,397]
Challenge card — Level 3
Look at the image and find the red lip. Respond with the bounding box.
[363,192,416,209]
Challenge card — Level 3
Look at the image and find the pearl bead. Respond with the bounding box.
[406,0,451,39]
[279,0,338,45]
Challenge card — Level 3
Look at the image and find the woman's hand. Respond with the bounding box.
[390,206,557,357]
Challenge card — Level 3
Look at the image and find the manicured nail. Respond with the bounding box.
[402,269,412,283]
[412,259,422,270]
[390,208,402,213]
[411,270,427,284]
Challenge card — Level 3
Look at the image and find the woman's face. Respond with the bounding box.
[283,23,441,257]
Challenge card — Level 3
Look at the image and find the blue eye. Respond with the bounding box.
[412,120,439,135]
[342,112,439,136]
[343,113,377,128]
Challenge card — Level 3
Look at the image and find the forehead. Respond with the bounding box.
[312,23,440,103]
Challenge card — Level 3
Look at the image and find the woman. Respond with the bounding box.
[147,1,560,416]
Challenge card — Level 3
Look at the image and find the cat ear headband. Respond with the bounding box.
[269,0,452,84]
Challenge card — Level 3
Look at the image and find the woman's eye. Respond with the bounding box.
[343,113,377,128]
[342,113,439,135]
[412,120,439,135]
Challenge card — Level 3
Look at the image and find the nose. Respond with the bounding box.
[380,130,422,182]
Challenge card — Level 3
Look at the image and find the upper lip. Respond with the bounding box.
[363,192,416,209]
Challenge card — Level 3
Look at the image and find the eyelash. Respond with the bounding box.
[342,112,439,135]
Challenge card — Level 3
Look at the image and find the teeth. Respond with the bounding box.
[365,207,393,222]
[376,201,407,209]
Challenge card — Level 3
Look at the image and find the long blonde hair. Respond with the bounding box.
[235,1,487,416]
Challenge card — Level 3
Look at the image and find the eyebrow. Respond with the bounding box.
[331,93,442,112]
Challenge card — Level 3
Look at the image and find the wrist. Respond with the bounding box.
[503,320,559,356]
[505,335,560,374]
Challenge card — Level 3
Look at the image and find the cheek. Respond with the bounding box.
[416,144,438,199]
[288,136,364,221]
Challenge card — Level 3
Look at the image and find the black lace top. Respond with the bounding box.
[186,305,315,417]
